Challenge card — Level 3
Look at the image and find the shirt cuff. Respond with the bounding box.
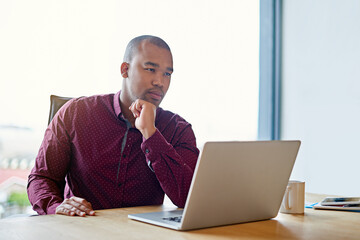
[141,129,172,170]
[47,202,61,215]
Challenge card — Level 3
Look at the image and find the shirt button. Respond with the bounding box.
[118,182,122,187]
[123,154,126,158]
[147,160,155,172]
[145,149,150,154]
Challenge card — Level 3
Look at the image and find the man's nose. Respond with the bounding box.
[152,72,165,87]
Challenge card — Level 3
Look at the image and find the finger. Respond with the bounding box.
[56,203,90,217]
[135,100,143,111]
[69,206,86,217]
[56,206,76,216]
[135,101,144,117]
[70,196,92,209]
[129,105,139,117]
[61,203,78,215]
[70,197,95,215]
[74,204,95,216]
[129,102,135,110]
[68,201,91,216]
[56,197,93,217]
[129,102,141,117]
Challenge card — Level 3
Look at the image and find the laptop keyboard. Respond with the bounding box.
[162,216,182,223]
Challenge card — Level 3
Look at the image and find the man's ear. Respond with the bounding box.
[120,62,129,78]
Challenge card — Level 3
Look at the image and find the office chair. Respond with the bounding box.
[48,95,72,125]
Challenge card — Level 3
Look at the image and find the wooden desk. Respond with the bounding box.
[1,193,360,240]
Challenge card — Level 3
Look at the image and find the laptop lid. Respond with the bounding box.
[129,140,301,230]
[180,140,300,230]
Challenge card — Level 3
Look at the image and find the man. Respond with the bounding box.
[27,35,199,217]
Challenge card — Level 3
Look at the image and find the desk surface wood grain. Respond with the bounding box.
[1,193,360,240]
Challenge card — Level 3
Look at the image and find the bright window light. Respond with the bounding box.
[0,0,259,154]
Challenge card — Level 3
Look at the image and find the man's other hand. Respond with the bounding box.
[129,99,157,139]
[55,196,95,217]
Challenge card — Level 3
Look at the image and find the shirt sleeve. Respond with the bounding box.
[27,107,72,215]
[140,125,199,208]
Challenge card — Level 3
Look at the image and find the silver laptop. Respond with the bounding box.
[128,140,301,230]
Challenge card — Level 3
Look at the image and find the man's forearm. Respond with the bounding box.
[141,129,199,208]
[27,175,65,215]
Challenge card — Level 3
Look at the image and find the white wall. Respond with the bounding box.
[0,0,259,150]
[282,0,360,196]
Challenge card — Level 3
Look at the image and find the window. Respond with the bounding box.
[0,0,259,217]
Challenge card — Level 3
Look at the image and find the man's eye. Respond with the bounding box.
[145,68,155,72]
[164,72,172,77]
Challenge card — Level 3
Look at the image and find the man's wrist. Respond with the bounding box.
[141,126,156,139]
[49,202,62,214]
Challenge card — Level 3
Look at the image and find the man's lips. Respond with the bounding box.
[148,91,163,101]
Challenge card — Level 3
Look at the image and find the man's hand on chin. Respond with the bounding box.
[129,99,157,139]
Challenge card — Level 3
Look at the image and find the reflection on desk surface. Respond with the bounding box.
[1,193,360,240]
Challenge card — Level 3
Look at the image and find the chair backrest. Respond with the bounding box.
[48,95,72,125]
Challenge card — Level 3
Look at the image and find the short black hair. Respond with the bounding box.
[123,35,171,62]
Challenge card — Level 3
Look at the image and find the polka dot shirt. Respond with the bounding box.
[27,91,199,215]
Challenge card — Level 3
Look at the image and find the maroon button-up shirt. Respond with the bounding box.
[27,91,199,215]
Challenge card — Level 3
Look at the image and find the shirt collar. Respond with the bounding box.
[114,90,122,118]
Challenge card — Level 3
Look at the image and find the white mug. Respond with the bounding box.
[280,180,305,214]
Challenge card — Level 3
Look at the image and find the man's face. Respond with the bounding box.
[124,41,173,107]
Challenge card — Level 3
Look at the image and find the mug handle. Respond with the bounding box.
[284,186,292,210]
